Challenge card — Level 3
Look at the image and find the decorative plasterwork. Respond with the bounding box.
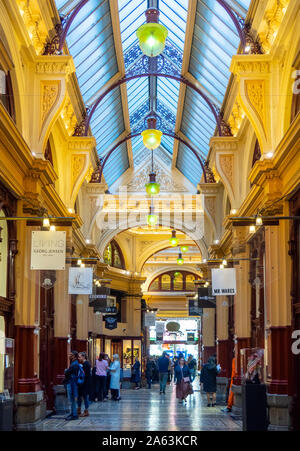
[126,158,186,193]
[245,80,266,135]
[17,0,48,55]
[219,155,234,193]
[258,0,290,54]
[61,94,78,136]
[228,99,246,136]
[40,81,60,131]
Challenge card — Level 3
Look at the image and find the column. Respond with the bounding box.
[14,216,45,429]
[264,221,292,430]
[75,295,89,353]
[202,308,216,363]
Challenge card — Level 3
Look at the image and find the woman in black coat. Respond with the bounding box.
[200,356,220,407]
[174,357,193,403]
[145,357,155,389]
[131,357,141,389]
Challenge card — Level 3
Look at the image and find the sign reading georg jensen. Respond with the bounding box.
[31,231,66,270]
[212,268,237,296]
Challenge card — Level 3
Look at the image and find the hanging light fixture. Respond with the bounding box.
[222,259,228,266]
[256,214,263,226]
[177,252,184,265]
[249,225,256,234]
[145,150,160,195]
[181,245,189,253]
[141,117,163,150]
[43,218,50,228]
[147,199,158,226]
[169,230,178,247]
[50,225,56,232]
[136,8,168,57]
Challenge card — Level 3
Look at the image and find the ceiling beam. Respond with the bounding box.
[109,0,133,169]
[172,0,197,168]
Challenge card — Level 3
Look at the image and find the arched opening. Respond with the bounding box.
[0,63,15,122]
[103,239,125,270]
[149,270,199,292]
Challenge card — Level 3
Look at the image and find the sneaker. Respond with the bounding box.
[65,414,73,420]
[207,403,211,407]
[221,407,232,412]
[69,416,79,420]
[212,403,216,407]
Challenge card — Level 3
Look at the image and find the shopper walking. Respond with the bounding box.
[145,356,156,389]
[63,351,81,420]
[157,351,169,394]
[104,354,111,399]
[77,352,91,417]
[95,353,108,402]
[174,356,193,403]
[132,357,141,390]
[187,355,197,382]
[110,354,121,401]
[200,355,221,407]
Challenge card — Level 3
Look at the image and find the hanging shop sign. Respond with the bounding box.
[31,231,66,270]
[212,268,237,296]
[197,287,216,308]
[91,296,117,314]
[145,312,156,327]
[155,321,165,341]
[188,299,203,317]
[187,332,195,342]
[68,267,93,295]
[105,316,118,330]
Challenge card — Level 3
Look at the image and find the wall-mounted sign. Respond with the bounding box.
[105,316,118,330]
[68,267,93,295]
[31,231,66,270]
[155,321,165,342]
[90,295,117,314]
[187,332,195,342]
[188,299,203,317]
[212,268,236,296]
[145,312,156,327]
[197,288,216,308]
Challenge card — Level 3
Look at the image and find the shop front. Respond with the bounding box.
[148,318,200,365]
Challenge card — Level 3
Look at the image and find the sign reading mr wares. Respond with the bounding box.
[212,268,236,296]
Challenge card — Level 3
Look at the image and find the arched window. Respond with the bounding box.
[173,272,183,290]
[103,240,125,269]
[149,271,198,292]
[0,65,15,122]
[252,139,261,167]
[161,274,171,290]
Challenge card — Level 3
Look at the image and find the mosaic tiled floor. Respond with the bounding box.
[40,380,241,431]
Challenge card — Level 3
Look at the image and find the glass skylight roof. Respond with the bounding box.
[55,0,251,188]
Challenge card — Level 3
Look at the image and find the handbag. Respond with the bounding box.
[183,376,190,383]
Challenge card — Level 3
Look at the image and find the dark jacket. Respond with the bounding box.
[78,360,91,395]
[200,358,220,393]
[158,356,169,373]
[131,360,141,382]
[174,364,191,384]
[146,360,155,378]
[64,359,80,386]
[188,359,197,370]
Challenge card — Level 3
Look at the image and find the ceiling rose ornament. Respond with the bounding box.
[136,8,168,57]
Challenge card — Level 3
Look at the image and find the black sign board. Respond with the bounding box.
[105,316,118,330]
[189,299,203,317]
[197,287,216,308]
[187,332,195,342]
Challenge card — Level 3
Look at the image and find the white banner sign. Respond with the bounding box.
[155,321,165,334]
[145,312,156,327]
[212,268,236,296]
[68,267,93,295]
[31,231,66,270]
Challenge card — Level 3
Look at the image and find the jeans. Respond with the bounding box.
[159,373,168,393]
[78,391,89,410]
[67,383,78,417]
[95,375,106,401]
[146,376,152,388]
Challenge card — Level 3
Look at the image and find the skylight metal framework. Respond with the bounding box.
[52,0,252,187]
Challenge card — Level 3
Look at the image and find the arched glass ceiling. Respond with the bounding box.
[55,0,251,187]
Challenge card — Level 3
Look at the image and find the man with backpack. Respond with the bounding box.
[64,350,85,420]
